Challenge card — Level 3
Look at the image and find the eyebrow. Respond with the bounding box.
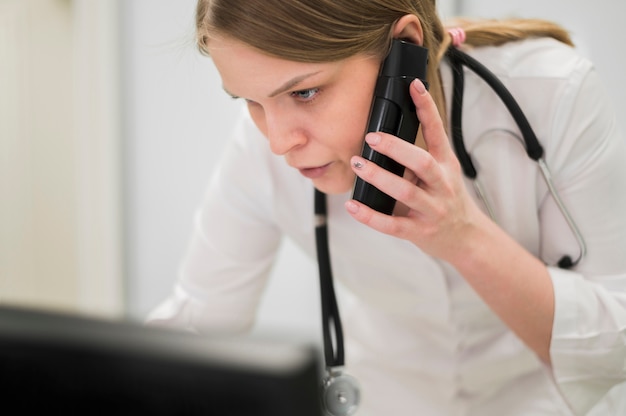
[268,71,321,97]
[223,70,322,100]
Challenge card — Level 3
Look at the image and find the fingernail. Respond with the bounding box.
[345,200,359,214]
[352,157,365,169]
[365,133,381,146]
[412,79,427,95]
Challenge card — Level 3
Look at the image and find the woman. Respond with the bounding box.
[148,0,626,414]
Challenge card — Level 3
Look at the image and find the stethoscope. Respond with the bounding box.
[445,46,587,268]
[314,45,587,416]
[314,189,360,416]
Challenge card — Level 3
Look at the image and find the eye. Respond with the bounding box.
[291,88,320,102]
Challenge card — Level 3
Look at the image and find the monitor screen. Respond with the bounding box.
[0,306,323,415]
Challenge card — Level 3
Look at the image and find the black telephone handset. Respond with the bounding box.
[352,39,429,215]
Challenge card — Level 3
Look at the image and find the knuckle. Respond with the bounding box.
[386,220,404,236]
[417,154,435,173]
[383,217,411,238]
[396,182,417,202]
[431,201,449,221]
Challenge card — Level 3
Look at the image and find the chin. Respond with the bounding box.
[312,177,354,195]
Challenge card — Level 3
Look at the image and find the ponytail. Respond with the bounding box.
[435,18,573,66]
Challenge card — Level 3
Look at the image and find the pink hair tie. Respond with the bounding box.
[447,27,466,47]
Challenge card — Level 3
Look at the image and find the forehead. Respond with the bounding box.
[207,35,332,98]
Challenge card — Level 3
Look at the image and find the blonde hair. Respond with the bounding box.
[438,18,573,62]
[196,0,573,124]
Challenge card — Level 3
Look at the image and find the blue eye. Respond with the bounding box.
[292,88,320,101]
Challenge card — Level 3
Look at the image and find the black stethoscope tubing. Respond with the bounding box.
[446,46,586,268]
[315,190,360,416]
[446,46,544,175]
[314,189,344,369]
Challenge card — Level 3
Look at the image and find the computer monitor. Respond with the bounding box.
[0,306,323,415]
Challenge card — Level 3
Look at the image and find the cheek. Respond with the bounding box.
[333,92,375,154]
[342,117,368,156]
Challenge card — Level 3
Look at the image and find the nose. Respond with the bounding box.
[264,108,307,156]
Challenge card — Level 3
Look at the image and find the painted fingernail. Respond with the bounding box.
[365,133,381,146]
[352,156,366,169]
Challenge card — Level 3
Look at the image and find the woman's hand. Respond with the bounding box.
[345,79,488,263]
[345,79,555,363]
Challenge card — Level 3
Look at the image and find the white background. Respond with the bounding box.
[121,1,626,342]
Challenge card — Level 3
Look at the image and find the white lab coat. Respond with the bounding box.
[148,38,626,415]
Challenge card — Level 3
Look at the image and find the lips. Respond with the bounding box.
[298,162,332,179]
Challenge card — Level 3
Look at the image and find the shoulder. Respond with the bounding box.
[449,37,600,134]
[466,37,593,81]
[442,36,613,174]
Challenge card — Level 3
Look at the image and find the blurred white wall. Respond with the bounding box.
[121,1,626,342]
[0,0,123,317]
[459,0,626,120]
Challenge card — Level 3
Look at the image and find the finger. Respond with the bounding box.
[351,154,430,208]
[345,198,414,239]
[410,79,453,161]
[363,132,443,190]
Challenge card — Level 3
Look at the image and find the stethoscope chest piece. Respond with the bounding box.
[322,369,360,416]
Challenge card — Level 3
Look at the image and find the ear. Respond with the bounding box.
[392,14,424,45]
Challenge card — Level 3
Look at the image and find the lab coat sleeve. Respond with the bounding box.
[540,67,626,414]
[147,111,283,334]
